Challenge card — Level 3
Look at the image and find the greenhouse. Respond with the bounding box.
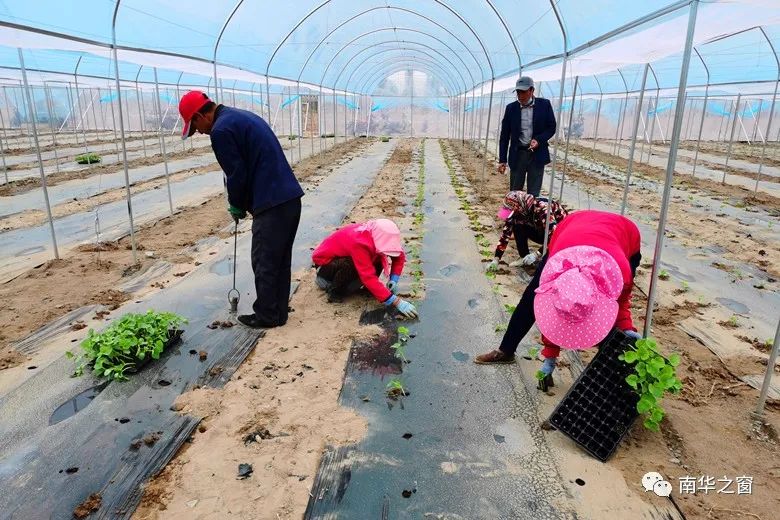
[0,1,778,518]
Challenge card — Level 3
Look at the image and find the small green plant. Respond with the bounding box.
[618,337,682,432]
[658,269,670,281]
[75,152,101,164]
[287,134,297,141]
[380,136,390,142]
[527,347,539,359]
[386,378,407,398]
[726,315,739,327]
[535,370,547,381]
[504,304,516,315]
[485,269,496,280]
[391,326,411,363]
[495,323,508,333]
[67,310,186,381]
[680,281,689,293]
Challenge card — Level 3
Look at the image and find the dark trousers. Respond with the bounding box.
[316,257,382,300]
[514,224,545,257]
[250,197,301,324]
[509,149,544,196]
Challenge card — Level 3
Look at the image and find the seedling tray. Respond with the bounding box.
[548,329,639,462]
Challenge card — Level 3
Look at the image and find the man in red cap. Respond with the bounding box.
[179,90,304,329]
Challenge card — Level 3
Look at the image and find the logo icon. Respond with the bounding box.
[642,472,672,497]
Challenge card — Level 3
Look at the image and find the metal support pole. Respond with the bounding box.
[754,27,779,193]
[135,81,147,158]
[692,49,710,178]
[543,57,568,255]
[42,83,61,177]
[725,93,742,175]
[643,0,699,337]
[620,64,649,214]
[754,318,780,416]
[613,98,625,155]
[616,92,630,157]
[482,78,495,181]
[297,81,303,162]
[0,100,7,184]
[559,75,579,201]
[592,93,603,152]
[717,100,730,142]
[107,86,121,161]
[19,48,59,260]
[153,68,174,215]
[111,3,138,262]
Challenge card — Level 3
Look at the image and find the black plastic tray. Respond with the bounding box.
[548,329,639,462]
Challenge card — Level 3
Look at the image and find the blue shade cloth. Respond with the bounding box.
[281,95,300,109]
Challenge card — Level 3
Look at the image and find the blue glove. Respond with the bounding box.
[228,205,246,222]
[540,357,556,376]
[387,274,400,294]
[623,329,642,340]
[384,294,418,319]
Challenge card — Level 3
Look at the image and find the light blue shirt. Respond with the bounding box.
[519,97,535,146]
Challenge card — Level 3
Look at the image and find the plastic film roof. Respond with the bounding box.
[0,1,778,98]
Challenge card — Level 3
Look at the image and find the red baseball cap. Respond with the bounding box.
[179,90,210,139]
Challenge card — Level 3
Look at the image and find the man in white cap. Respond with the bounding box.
[497,76,557,196]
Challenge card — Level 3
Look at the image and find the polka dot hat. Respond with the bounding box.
[533,245,623,350]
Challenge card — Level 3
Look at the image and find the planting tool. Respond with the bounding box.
[228,219,240,313]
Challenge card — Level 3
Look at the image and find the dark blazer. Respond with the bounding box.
[499,97,557,168]
[210,106,304,214]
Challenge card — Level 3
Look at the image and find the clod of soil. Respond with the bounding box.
[208,366,223,377]
[65,467,79,474]
[143,432,161,447]
[207,320,235,330]
[237,463,253,479]
[130,439,142,450]
[70,321,87,331]
[198,351,208,361]
[189,349,197,355]
[243,428,273,445]
[73,492,102,518]
[118,417,130,424]
[386,388,409,400]
[402,433,413,440]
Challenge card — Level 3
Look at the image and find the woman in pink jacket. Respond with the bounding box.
[312,219,418,319]
[476,210,642,389]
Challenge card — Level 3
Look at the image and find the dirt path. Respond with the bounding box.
[132,139,419,519]
[444,139,780,520]
[0,138,374,373]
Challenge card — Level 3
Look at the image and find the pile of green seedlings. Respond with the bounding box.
[405,139,426,299]
[386,326,411,399]
[67,310,186,381]
[75,152,101,164]
[380,136,391,143]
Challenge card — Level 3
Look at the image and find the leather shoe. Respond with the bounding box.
[474,349,515,364]
[238,314,282,329]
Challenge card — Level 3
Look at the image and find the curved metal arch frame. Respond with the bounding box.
[754,26,779,194]
[295,5,488,84]
[690,47,710,177]
[641,62,662,162]
[213,0,245,104]
[337,43,469,94]
[357,61,459,97]
[485,0,521,71]
[318,28,477,90]
[346,52,463,97]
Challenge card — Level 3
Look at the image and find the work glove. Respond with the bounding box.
[540,357,557,376]
[228,204,246,222]
[485,259,499,272]
[522,252,538,266]
[386,274,400,294]
[623,329,642,340]
[384,295,419,319]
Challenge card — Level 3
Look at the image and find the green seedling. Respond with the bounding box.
[535,370,547,381]
[618,337,682,432]
[527,347,539,359]
[67,310,186,381]
[380,136,391,142]
[495,323,508,333]
[386,379,407,398]
[492,283,502,295]
[485,270,497,280]
[658,269,670,281]
[680,281,690,293]
[504,304,516,315]
[727,315,739,327]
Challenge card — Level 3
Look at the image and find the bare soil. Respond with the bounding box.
[445,139,780,520]
[570,143,780,215]
[0,138,371,373]
[133,139,418,519]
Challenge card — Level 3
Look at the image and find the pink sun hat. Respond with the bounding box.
[533,245,624,350]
